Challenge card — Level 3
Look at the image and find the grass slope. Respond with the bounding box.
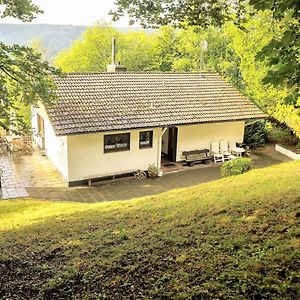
[0,161,300,299]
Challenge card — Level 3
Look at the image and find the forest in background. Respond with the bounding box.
[0,24,88,59]
[54,12,299,141]
[0,24,144,60]
[2,13,298,142]
[1,0,298,145]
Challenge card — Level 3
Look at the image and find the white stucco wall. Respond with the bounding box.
[31,106,68,180]
[67,128,161,182]
[176,121,245,161]
[30,108,246,183]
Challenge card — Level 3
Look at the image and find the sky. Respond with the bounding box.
[0,0,132,27]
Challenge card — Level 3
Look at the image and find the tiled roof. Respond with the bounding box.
[46,72,266,136]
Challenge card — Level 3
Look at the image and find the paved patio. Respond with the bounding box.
[0,153,66,199]
[0,145,291,202]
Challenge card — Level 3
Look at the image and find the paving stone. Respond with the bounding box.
[0,152,66,200]
[0,145,291,202]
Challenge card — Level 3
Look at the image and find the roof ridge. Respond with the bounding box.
[60,71,219,75]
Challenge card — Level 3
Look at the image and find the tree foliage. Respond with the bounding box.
[55,24,156,72]
[111,0,246,28]
[219,12,300,137]
[0,0,41,21]
[244,120,268,149]
[149,26,178,71]
[112,0,299,135]
[0,0,60,131]
[55,20,300,137]
[249,0,300,105]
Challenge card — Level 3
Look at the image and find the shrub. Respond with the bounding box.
[221,158,253,177]
[244,120,267,149]
[266,121,298,145]
[148,164,160,178]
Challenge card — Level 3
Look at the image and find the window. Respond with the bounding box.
[139,131,153,149]
[37,114,44,137]
[104,133,130,153]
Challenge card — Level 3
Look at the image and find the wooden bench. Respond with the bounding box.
[182,149,211,167]
[84,169,146,187]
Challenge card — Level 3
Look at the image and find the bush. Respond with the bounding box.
[244,120,267,149]
[266,121,298,145]
[148,164,160,178]
[221,158,253,177]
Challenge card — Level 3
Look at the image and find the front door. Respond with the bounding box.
[167,127,178,162]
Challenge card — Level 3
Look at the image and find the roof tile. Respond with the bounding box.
[46,72,266,136]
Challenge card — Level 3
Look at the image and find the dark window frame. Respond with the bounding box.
[139,130,153,149]
[104,133,130,153]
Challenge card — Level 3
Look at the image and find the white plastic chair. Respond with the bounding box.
[211,141,224,163]
[229,141,245,157]
[220,140,232,161]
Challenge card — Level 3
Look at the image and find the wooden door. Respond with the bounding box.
[168,127,178,162]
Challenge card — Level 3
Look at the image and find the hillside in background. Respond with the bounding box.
[0,24,88,59]
[0,24,141,60]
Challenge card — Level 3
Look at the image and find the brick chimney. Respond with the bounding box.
[106,37,127,72]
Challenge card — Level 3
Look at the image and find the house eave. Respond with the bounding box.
[54,115,267,137]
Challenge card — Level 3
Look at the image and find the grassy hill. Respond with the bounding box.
[0,161,299,299]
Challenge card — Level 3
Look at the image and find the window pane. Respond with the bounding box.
[139,131,153,148]
[104,133,130,153]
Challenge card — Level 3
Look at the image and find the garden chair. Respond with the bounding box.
[229,141,245,157]
[211,141,224,163]
[220,140,232,161]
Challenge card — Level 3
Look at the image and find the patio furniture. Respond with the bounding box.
[182,149,211,167]
[4,135,34,155]
[5,136,22,156]
[220,140,232,161]
[229,141,245,157]
[85,169,138,187]
[211,141,224,163]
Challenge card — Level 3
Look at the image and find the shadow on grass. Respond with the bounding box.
[0,161,299,299]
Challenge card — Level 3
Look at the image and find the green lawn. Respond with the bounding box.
[1,161,300,299]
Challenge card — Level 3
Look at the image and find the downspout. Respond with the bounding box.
[158,127,167,175]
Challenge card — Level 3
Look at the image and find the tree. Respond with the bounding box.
[112,1,299,94]
[55,24,156,72]
[112,0,299,136]
[118,30,156,71]
[0,0,60,131]
[249,0,299,105]
[55,24,121,72]
[0,0,41,22]
[149,26,178,71]
[111,0,246,28]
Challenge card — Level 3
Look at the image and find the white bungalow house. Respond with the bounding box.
[32,71,265,186]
